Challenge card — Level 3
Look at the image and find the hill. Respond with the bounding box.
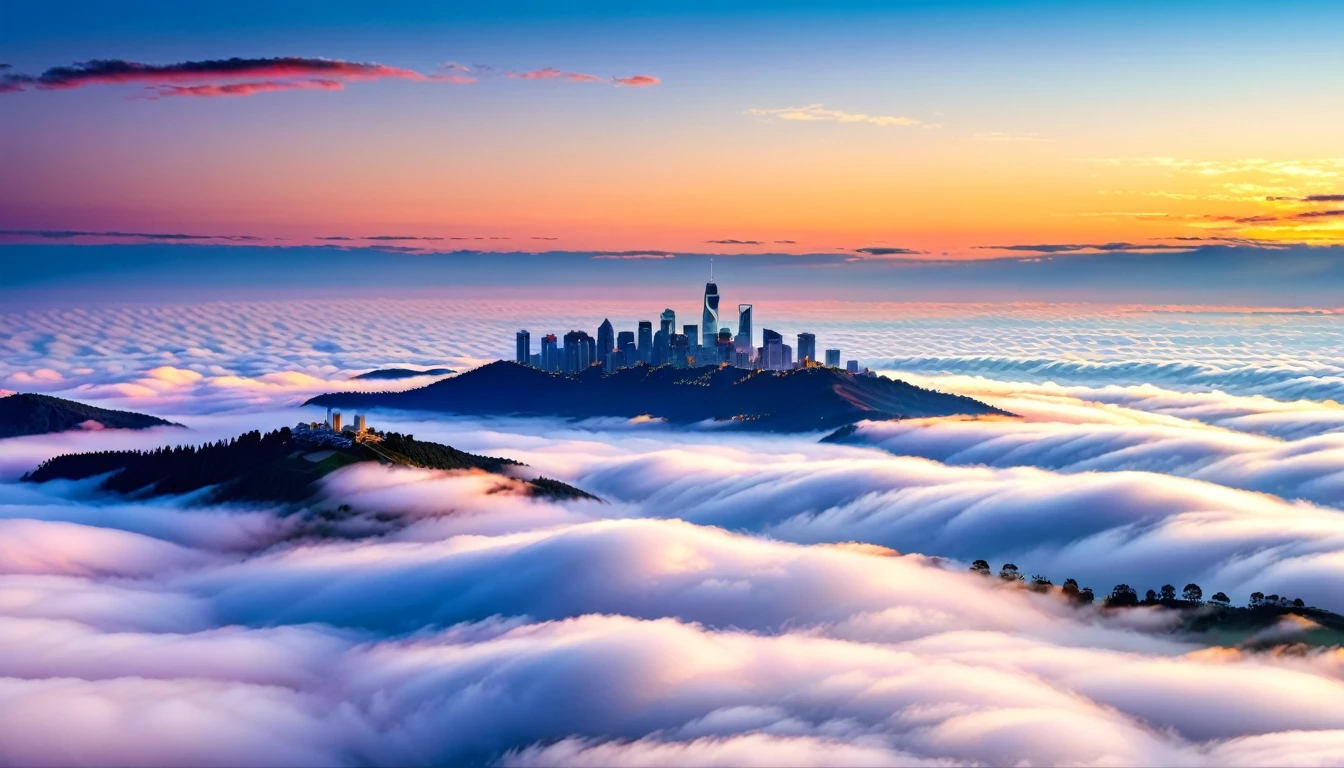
[352,367,455,381]
[22,426,597,504]
[307,361,1008,431]
[0,393,181,438]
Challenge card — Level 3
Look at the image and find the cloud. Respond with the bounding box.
[137,78,345,99]
[505,68,659,87]
[613,75,660,87]
[852,246,924,257]
[1294,209,1344,219]
[1303,194,1344,202]
[0,229,261,241]
[774,240,796,245]
[705,239,762,245]
[590,252,676,260]
[362,235,445,241]
[974,241,1202,254]
[0,56,446,98]
[7,452,1344,765]
[531,237,559,241]
[746,104,933,128]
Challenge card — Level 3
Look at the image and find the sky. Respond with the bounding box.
[3,0,1344,260]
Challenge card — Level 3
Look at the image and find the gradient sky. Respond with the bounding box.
[3,1,1344,257]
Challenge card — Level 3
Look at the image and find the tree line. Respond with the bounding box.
[968,560,1308,610]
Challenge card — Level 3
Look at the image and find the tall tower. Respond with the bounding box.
[701,261,720,349]
[516,330,531,365]
[597,319,614,359]
[637,321,653,363]
[735,304,753,352]
[797,332,816,365]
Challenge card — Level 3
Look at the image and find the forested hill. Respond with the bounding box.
[22,427,596,503]
[0,393,181,438]
[307,361,1008,431]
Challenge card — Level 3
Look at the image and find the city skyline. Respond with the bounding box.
[514,267,850,373]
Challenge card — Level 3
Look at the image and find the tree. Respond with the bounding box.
[1249,591,1264,607]
[1266,594,1281,607]
[1061,578,1080,598]
[1029,575,1053,592]
[1159,584,1176,601]
[999,563,1024,582]
[969,559,991,576]
[1144,589,1158,604]
[1078,587,1095,605]
[1182,584,1203,603]
[1210,592,1230,606]
[1293,598,1305,609]
[1107,584,1139,607]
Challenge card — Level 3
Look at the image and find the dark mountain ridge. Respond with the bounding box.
[352,367,455,380]
[0,393,181,438]
[22,426,596,504]
[306,361,1009,431]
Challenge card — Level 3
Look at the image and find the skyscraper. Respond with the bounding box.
[761,329,784,370]
[736,304,753,353]
[717,328,734,364]
[701,263,720,349]
[617,331,636,368]
[659,309,676,339]
[540,334,559,371]
[796,333,816,365]
[597,319,614,361]
[670,333,690,368]
[637,321,653,363]
[563,330,594,372]
[516,330,531,365]
[825,348,841,368]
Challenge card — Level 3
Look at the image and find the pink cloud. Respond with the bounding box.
[140,79,345,99]
[614,75,660,87]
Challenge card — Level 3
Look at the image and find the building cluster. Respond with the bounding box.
[293,408,377,448]
[514,267,859,374]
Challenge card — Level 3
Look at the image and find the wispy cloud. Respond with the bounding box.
[974,241,1201,255]
[746,104,933,128]
[706,239,762,245]
[851,246,924,257]
[505,68,660,87]
[137,79,346,99]
[0,229,262,241]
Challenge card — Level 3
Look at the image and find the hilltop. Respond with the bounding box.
[0,393,181,438]
[352,367,455,381]
[306,361,1008,431]
[22,426,597,504]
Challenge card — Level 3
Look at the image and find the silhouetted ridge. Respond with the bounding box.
[0,393,180,438]
[352,367,455,380]
[306,361,1008,431]
[22,426,596,503]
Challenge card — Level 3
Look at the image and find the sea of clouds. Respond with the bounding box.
[4,298,1344,766]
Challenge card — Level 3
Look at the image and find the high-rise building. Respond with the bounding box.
[597,319,614,360]
[331,411,342,432]
[796,333,816,365]
[617,331,636,369]
[736,304,753,352]
[540,334,559,371]
[761,329,784,370]
[660,309,676,340]
[637,321,653,363]
[716,328,734,364]
[846,360,859,373]
[825,349,841,368]
[652,329,668,366]
[563,330,595,372]
[701,264,720,349]
[516,330,531,365]
[670,333,690,368]
[783,344,793,369]
[353,414,367,433]
[682,324,699,364]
